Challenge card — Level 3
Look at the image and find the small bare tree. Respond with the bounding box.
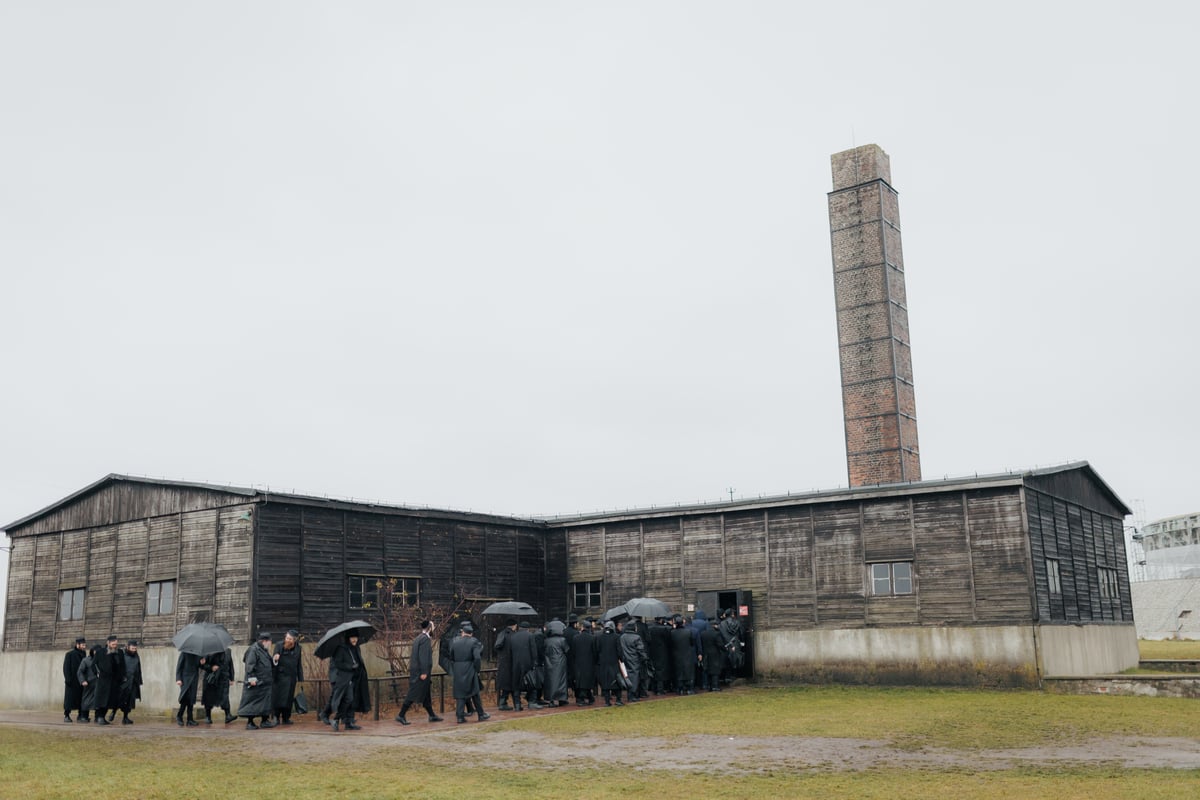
[368,579,480,682]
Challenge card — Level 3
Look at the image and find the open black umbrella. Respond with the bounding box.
[602,604,631,622]
[622,597,673,619]
[172,622,234,656]
[313,620,376,659]
[480,600,538,617]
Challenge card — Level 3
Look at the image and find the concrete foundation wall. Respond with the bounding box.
[755,625,1041,686]
[756,623,1139,685]
[1036,623,1139,675]
[0,646,248,714]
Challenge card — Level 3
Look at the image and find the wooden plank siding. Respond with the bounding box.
[966,490,1032,622]
[913,495,975,625]
[1024,488,1131,624]
[766,507,815,628]
[641,519,684,612]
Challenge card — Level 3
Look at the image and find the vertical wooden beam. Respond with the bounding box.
[809,506,819,626]
[762,510,771,630]
[961,492,977,623]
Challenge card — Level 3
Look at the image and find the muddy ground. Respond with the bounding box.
[5,692,1198,773]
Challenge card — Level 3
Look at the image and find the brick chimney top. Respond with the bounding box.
[831,144,891,191]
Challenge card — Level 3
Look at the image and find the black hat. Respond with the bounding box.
[504,618,518,628]
[75,637,87,644]
[725,608,736,617]
[257,631,272,641]
[127,640,138,647]
[460,621,474,633]
[106,634,118,643]
[567,613,579,623]
[519,620,531,628]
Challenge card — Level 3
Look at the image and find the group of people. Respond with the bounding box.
[493,608,744,710]
[62,609,743,731]
[63,635,143,725]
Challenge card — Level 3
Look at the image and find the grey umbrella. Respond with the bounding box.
[172,622,235,656]
[623,597,673,619]
[313,620,376,659]
[480,600,539,617]
[602,604,630,622]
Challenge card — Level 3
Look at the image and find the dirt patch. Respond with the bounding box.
[5,709,1198,772]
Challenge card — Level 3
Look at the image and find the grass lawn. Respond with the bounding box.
[1139,639,1200,660]
[3,686,1197,799]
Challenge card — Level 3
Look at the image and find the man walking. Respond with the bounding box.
[62,637,87,723]
[447,622,489,724]
[94,635,124,725]
[396,619,443,725]
[240,631,277,729]
[118,640,143,723]
[272,629,304,725]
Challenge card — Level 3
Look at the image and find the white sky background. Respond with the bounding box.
[2,2,1198,629]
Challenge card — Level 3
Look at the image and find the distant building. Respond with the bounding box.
[1137,512,1200,580]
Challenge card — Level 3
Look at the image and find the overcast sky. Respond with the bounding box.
[3,3,1197,625]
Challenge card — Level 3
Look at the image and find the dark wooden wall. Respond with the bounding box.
[1025,488,1132,623]
[563,486,1037,630]
[252,504,554,639]
[3,504,254,651]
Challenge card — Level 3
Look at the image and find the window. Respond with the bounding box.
[391,577,420,607]
[1046,559,1062,596]
[572,580,602,608]
[1098,567,1119,599]
[59,588,85,621]
[146,580,175,616]
[348,575,421,609]
[348,575,380,609]
[868,562,913,596]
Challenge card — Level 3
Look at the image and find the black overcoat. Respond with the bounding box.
[94,647,124,710]
[447,634,482,700]
[77,652,99,712]
[700,625,724,678]
[494,627,512,690]
[201,649,234,709]
[176,652,201,705]
[239,643,275,717]
[505,629,537,693]
[119,651,142,710]
[329,642,370,716]
[593,629,622,692]
[573,630,596,690]
[669,626,695,686]
[63,647,85,711]
[544,633,570,702]
[648,622,672,681]
[271,642,304,711]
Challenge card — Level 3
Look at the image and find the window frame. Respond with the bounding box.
[347,574,422,609]
[146,579,176,616]
[1098,566,1119,599]
[867,561,914,596]
[1046,558,1062,596]
[572,580,603,609]
[58,587,86,621]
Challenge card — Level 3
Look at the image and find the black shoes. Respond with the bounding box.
[246,720,259,730]
[497,704,513,711]
[225,713,238,724]
[428,714,443,722]
[456,717,467,724]
[259,719,276,728]
[186,719,198,727]
[331,719,339,732]
[64,715,72,723]
[477,712,491,721]
[396,714,411,726]
[122,717,133,725]
[175,713,184,727]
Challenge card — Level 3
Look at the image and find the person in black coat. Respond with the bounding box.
[699,618,725,691]
[594,621,623,706]
[271,630,305,725]
[618,620,648,703]
[544,622,571,706]
[94,635,125,725]
[201,648,237,724]
[329,631,368,732]
[396,619,443,725]
[506,621,539,711]
[573,622,596,706]
[648,618,672,694]
[669,616,696,695]
[494,619,517,710]
[76,645,99,722]
[175,650,202,726]
[447,622,489,724]
[117,640,143,723]
[240,631,277,729]
[532,623,548,705]
[62,637,87,723]
[563,615,580,702]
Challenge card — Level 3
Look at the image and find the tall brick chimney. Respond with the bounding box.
[828,144,921,487]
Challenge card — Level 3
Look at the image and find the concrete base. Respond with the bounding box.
[755,623,1139,686]
[0,646,247,713]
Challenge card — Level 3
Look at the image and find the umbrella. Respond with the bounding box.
[313,620,376,660]
[623,597,673,619]
[546,619,567,635]
[602,604,631,622]
[172,622,234,656]
[480,600,539,617]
